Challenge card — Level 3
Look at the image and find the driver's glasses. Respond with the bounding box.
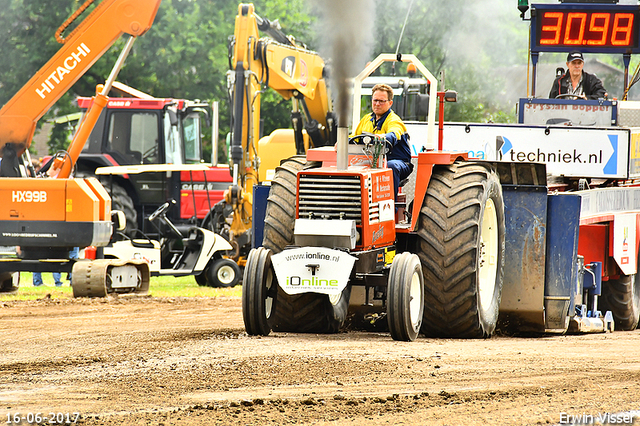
[372,99,389,104]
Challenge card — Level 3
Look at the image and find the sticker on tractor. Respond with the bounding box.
[271,247,356,296]
[613,213,637,275]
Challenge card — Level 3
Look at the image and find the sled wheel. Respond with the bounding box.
[206,258,241,288]
[387,252,424,341]
[418,161,505,338]
[242,247,277,336]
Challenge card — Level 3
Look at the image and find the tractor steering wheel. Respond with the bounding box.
[148,201,171,222]
[348,132,377,145]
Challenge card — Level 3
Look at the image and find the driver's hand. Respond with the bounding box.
[373,135,392,153]
[374,135,386,144]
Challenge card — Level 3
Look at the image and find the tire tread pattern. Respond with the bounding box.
[600,274,640,330]
[242,247,273,336]
[417,162,505,338]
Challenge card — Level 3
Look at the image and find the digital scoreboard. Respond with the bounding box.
[530,3,640,54]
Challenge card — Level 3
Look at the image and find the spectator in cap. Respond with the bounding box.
[549,50,607,100]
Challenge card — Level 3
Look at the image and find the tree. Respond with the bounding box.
[0,0,546,159]
[362,0,528,123]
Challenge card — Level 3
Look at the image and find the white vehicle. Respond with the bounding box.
[102,198,241,289]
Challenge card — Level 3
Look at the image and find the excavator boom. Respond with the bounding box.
[0,0,161,252]
[222,4,335,267]
[230,3,334,183]
[0,0,161,159]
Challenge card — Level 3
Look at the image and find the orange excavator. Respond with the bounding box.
[0,0,162,295]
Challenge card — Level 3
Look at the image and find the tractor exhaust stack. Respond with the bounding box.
[336,126,349,170]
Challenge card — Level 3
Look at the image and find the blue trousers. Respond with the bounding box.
[388,159,414,200]
[32,247,80,287]
[33,272,62,287]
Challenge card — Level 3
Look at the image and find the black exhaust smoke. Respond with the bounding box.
[311,0,374,128]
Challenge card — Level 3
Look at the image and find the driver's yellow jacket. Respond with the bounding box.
[353,109,411,162]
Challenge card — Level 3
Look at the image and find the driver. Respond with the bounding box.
[549,51,607,100]
[353,83,412,200]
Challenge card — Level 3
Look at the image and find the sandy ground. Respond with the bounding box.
[1,295,640,426]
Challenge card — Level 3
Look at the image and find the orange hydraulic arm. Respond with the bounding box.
[0,0,161,161]
[54,34,138,179]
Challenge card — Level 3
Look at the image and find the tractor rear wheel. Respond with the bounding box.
[262,156,349,333]
[417,161,505,338]
[600,272,640,330]
[271,287,351,334]
[387,252,424,341]
[242,247,277,336]
[262,156,306,251]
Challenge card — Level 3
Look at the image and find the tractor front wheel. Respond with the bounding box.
[242,247,277,336]
[387,252,424,341]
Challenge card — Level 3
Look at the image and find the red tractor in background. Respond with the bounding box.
[72,89,241,288]
[74,89,232,241]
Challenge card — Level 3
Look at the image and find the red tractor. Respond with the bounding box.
[242,55,508,341]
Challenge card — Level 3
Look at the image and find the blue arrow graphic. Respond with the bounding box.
[603,134,618,175]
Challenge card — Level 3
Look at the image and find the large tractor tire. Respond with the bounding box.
[261,156,350,334]
[262,156,307,252]
[599,272,640,330]
[417,161,505,338]
[387,252,424,341]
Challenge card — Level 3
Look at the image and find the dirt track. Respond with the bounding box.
[1,295,640,426]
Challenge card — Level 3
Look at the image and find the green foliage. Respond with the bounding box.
[0,0,552,153]
[260,90,293,136]
[366,0,527,123]
[46,92,80,154]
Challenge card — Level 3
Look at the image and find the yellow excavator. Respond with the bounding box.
[213,3,336,266]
